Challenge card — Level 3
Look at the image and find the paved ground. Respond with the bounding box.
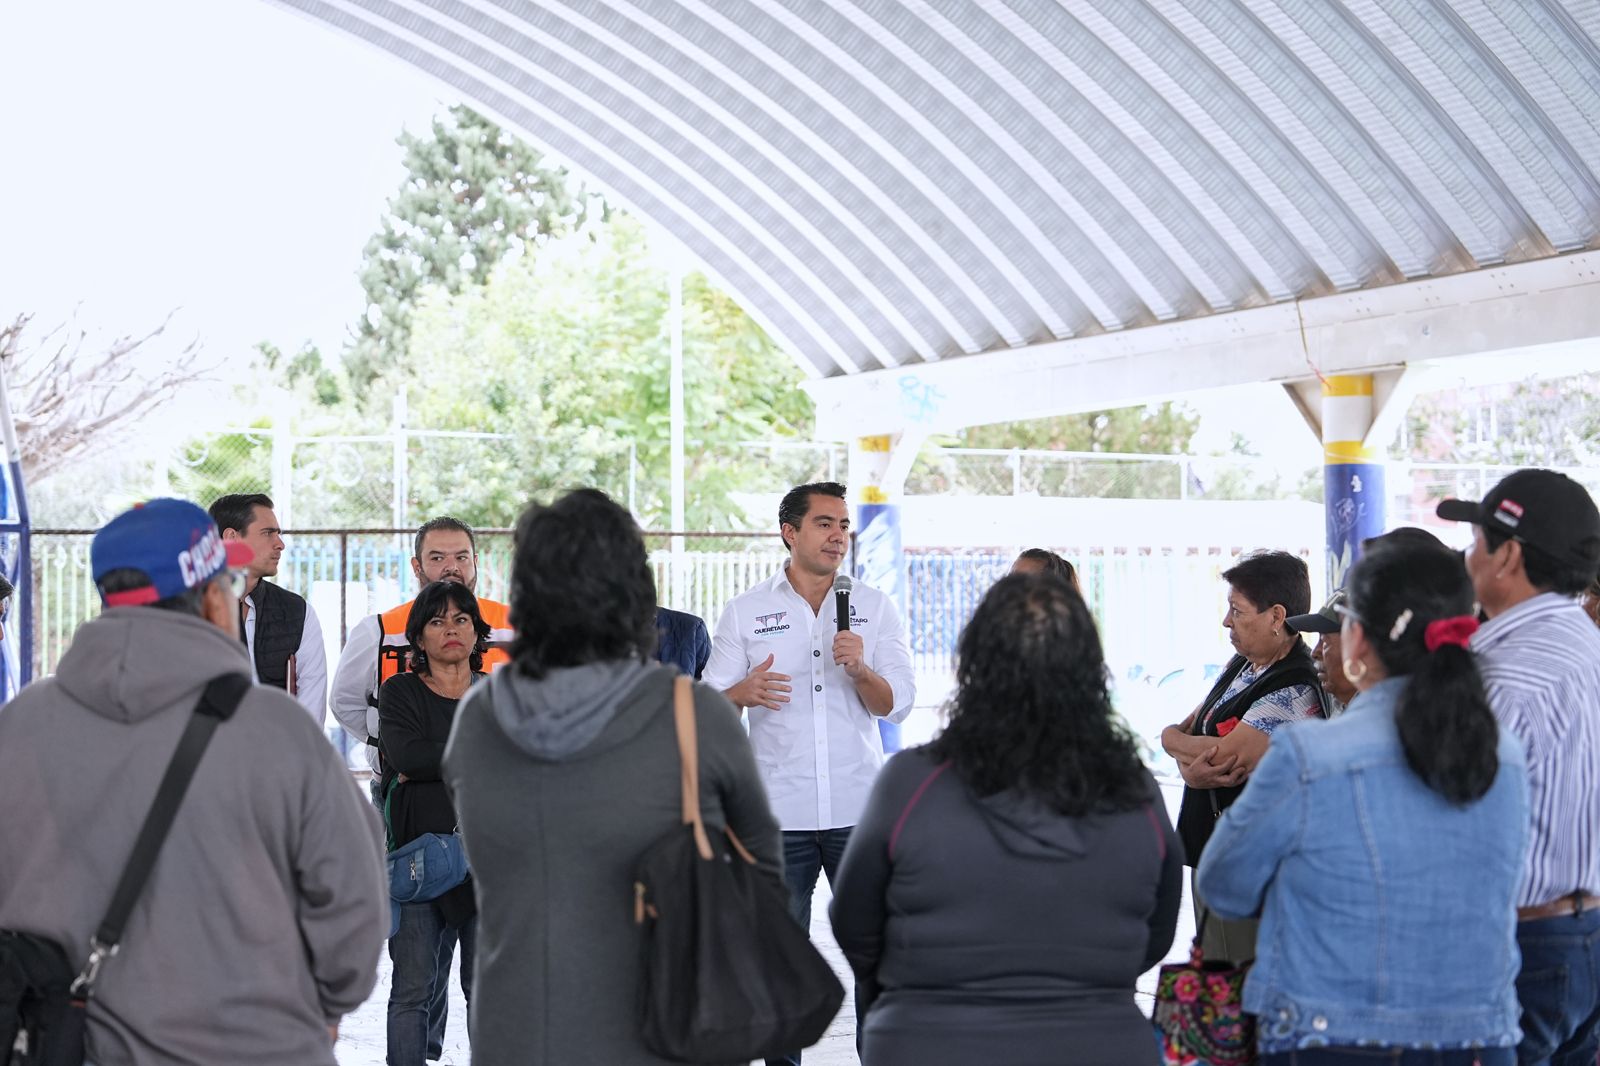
[338,780,1193,1065]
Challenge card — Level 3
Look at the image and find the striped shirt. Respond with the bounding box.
[1473,592,1600,909]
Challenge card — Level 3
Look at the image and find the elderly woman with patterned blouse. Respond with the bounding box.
[1160,550,1324,965]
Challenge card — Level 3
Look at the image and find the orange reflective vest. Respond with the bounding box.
[376,595,513,686]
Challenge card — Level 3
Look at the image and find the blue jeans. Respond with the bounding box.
[781,827,853,931]
[387,903,476,1065]
[1515,908,1600,1066]
[767,828,854,1066]
[1264,1051,1514,1064]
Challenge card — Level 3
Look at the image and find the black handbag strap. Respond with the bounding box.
[71,673,251,997]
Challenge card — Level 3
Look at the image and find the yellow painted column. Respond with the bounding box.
[1323,375,1386,589]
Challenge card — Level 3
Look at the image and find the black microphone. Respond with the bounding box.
[833,574,852,633]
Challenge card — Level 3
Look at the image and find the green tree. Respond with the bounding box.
[954,403,1200,454]
[348,106,593,388]
[905,403,1201,497]
[400,215,811,528]
[165,427,273,505]
[1404,374,1600,466]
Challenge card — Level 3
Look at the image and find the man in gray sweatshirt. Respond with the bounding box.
[0,498,388,1066]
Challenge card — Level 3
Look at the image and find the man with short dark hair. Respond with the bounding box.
[703,481,914,1066]
[209,493,327,722]
[329,514,512,1059]
[0,498,386,1065]
[1439,468,1600,1066]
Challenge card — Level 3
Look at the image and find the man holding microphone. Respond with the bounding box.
[703,480,914,1066]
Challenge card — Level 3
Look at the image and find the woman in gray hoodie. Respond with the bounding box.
[443,489,782,1065]
[829,572,1184,1066]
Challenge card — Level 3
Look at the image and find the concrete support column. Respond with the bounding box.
[848,431,922,754]
[1323,375,1387,591]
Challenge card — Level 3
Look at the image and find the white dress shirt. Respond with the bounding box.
[241,595,327,725]
[330,614,385,772]
[703,565,914,831]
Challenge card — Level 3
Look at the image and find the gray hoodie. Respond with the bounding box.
[0,608,388,1066]
[444,662,782,1065]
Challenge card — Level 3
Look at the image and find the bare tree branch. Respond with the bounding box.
[0,311,212,482]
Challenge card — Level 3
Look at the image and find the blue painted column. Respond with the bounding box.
[851,434,907,754]
[1323,375,1386,591]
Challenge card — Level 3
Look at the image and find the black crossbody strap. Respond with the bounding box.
[71,672,251,998]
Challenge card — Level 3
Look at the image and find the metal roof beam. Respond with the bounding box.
[805,248,1600,438]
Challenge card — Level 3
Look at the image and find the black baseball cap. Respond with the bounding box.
[1286,588,1346,635]
[1436,469,1600,570]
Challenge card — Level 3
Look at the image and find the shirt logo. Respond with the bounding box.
[754,611,790,636]
[849,605,869,627]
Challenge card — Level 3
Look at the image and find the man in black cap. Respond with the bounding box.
[1438,468,1600,1066]
[1287,530,1452,718]
[1284,589,1357,718]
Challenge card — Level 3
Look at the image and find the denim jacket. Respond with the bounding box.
[1196,676,1530,1052]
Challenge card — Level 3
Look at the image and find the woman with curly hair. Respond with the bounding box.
[441,489,781,1064]
[829,573,1183,1066]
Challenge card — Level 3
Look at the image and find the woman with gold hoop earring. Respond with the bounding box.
[1197,540,1528,1064]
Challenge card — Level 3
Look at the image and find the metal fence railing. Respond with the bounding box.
[30,529,784,675]
[28,528,1315,771]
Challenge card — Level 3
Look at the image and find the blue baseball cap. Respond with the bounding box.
[91,498,254,607]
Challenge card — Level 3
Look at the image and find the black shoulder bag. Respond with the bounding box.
[633,676,844,1063]
[0,673,250,1066]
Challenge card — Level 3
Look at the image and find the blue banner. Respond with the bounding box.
[856,501,905,754]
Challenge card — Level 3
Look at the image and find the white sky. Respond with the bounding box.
[0,0,1322,462]
[1,0,444,381]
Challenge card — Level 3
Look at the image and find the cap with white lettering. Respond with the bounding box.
[91,498,253,607]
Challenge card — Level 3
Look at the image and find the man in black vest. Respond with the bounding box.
[209,494,327,724]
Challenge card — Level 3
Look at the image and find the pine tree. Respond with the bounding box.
[347,106,592,388]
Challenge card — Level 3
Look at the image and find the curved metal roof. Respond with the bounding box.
[271,0,1600,381]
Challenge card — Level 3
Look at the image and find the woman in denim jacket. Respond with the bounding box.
[1198,541,1530,1065]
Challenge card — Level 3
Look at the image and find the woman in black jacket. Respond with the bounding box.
[829,573,1183,1066]
[379,581,489,1066]
[1159,550,1323,964]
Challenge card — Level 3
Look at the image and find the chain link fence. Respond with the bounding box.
[905,447,1321,501]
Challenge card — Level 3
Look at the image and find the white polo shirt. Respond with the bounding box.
[703,565,915,831]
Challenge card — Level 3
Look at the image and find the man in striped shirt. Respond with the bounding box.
[1440,469,1600,1066]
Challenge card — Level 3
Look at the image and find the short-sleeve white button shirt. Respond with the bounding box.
[703,565,915,831]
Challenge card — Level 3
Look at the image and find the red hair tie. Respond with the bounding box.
[1423,615,1479,652]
